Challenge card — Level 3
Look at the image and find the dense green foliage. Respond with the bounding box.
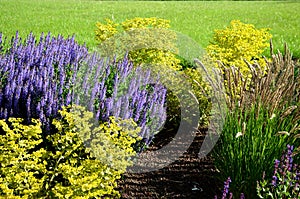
[0,106,141,198]
[212,104,296,198]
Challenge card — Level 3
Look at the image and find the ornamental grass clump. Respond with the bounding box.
[222,42,300,114]
[257,144,300,199]
[211,104,296,198]
[196,44,300,198]
[0,105,141,198]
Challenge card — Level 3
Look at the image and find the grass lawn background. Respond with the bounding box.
[0,0,299,57]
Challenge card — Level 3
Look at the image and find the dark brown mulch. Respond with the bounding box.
[117,128,222,199]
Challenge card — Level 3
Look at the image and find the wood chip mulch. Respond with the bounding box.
[117,128,222,199]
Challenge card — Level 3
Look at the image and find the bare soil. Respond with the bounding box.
[117,128,222,199]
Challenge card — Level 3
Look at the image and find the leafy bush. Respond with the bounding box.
[162,65,212,128]
[95,18,119,43]
[257,144,300,199]
[0,118,47,198]
[206,20,272,76]
[69,105,142,172]
[95,17,181,70]
[0,105,141,198]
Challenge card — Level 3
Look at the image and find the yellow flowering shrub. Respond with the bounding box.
[121,17,171,30]
[206,20,272,76]
[95,18,119,43]
[95,17,181,71]
[0,105,141,198]
[0,118,47,198]
[69,105,141,173]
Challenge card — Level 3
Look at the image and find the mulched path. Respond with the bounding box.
[117,128,222,199]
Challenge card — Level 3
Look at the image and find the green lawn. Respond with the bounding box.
[0,0,299,57]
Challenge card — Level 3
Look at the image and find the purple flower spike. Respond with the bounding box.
[240,193,245,199]
[0,32,88,131]
[222,177,231,199]
[76,53,167,148]
[272,175,278,186]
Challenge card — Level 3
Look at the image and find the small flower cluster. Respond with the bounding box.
[214,177,245,199]
[257,144,300,198]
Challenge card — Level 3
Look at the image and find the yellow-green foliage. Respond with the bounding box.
[0,105,141,198]
[96,17,212,127]
[151,64,212,127]
[69,105,141,173]
[46,106,122,198]
[121,17,171,30]
[206,20,272,76]
[182,68,212,126]
[0,118,47,198]
[95,17,181,71]
[95,18,119,43]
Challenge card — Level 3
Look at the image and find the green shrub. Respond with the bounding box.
[182,67,212,126]
[206,20,272,76]
[95,18,119,43]
[70,105,142,173]
[0,105,141,198]
[121,17,179,70]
